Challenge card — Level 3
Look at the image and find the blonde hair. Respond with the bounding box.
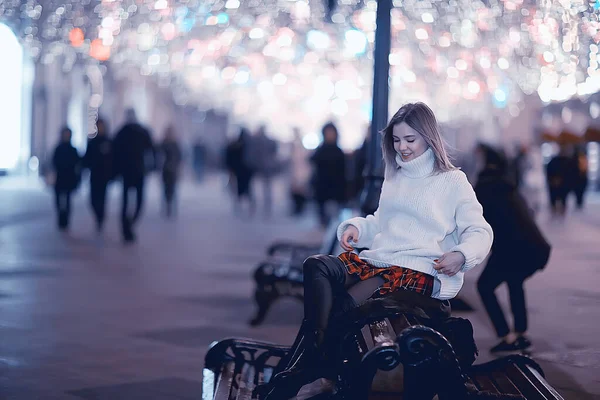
[381,102,456,175]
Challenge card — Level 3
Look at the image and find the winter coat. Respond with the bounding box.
[83,135,113,183]
[112,123,154,182]
[52,142,81,191]
[160,140,183,183]
[475,167,551,276]
[311,143,346,202]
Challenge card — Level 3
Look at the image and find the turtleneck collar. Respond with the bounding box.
[395,147,435,178]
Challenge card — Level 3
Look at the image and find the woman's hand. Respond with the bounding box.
[340,225,359,251]
[433,252,465,277]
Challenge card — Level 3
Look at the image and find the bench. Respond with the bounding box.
[203,315,406,400]
[206,304,564,400]
[396,324,564,400]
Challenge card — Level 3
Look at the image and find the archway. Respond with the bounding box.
[0,23,33,173]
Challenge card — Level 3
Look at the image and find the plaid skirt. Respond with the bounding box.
[338,251,435,297]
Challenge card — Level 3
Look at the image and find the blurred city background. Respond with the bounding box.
[0,0,599,399]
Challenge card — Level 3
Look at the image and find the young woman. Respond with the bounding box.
[264,102,493,399]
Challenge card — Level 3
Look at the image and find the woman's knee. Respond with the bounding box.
[303,255,330,275]
[303,254,345,279]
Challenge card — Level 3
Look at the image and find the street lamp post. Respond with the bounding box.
[360,0,392,216]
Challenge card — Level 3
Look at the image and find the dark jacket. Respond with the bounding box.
[244,134,278,176]
[311,143,346,202]
[112,123,154,182]
[546,155,573,191]
[160,140,183,182]
[83,135,113,183]
[475,167,551,275]
[53,142,81,191]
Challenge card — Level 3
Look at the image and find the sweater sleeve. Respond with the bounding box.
[449,172,494,272]
[336,209,381,249]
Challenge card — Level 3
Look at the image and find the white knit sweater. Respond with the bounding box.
[337,148,493,300]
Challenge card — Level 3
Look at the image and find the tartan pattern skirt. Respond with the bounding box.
[338,251,435,297]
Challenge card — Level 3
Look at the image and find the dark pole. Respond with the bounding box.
[360,0,392,216]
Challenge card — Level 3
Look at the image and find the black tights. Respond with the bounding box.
[303,255,384,343]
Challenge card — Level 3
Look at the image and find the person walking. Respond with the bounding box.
[474,144,551,353]
[225,128,256,215]
[159,126,183,218]
[245,125,278,217]
[546,146,572,216]
[311,122,346,227]
[83,118,113,232]
[289,128,312,216]
[112,109,155,243]
[52,127,81,231]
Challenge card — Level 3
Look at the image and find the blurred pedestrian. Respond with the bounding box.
[474,144,551,353]
[192,137,206,182]
[510,144,528,189]
[83,118,113,232]
[570,145,588,209]
[52,127,81,231]
[289,128,312,216]
[545,146,572,216]
[311,122,346,227]
[113,108,155,243]
[159,126,183,218]
[225,127,255,215]
[245,125,278,217]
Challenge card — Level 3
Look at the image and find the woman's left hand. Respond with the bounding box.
[433,252,466,277]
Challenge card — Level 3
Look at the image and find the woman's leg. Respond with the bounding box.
[477,257,510,338]
[507,277,528,335]
[303,255,385,343]
[303,255,357,340]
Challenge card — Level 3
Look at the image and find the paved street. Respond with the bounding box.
[0,174,599,399]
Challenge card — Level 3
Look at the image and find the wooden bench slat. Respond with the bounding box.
[214,362,236,400]
[471,374,500,393]
[369,318,396,347]
[523,365,565,400]
[504,363,549,400]
[465,375,479,390]
[490,370,523,395]
[235,363,256,400]
[361,324,375,351]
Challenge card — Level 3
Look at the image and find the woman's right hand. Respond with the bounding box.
[340,225,359,251]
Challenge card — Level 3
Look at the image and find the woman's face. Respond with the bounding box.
[393,122,428,162]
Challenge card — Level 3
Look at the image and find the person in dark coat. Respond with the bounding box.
[474,144,551,353]
[244,125,278,217]
[52,127,81,231]
[570,145,588,209]
[112,109,155,243]
[225,128,255,215]
[83,118,113,232]
[311,122,346,227]
[545,146,573,216]
[159,126,183,218]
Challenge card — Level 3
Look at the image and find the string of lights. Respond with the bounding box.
[2,0,600,145]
